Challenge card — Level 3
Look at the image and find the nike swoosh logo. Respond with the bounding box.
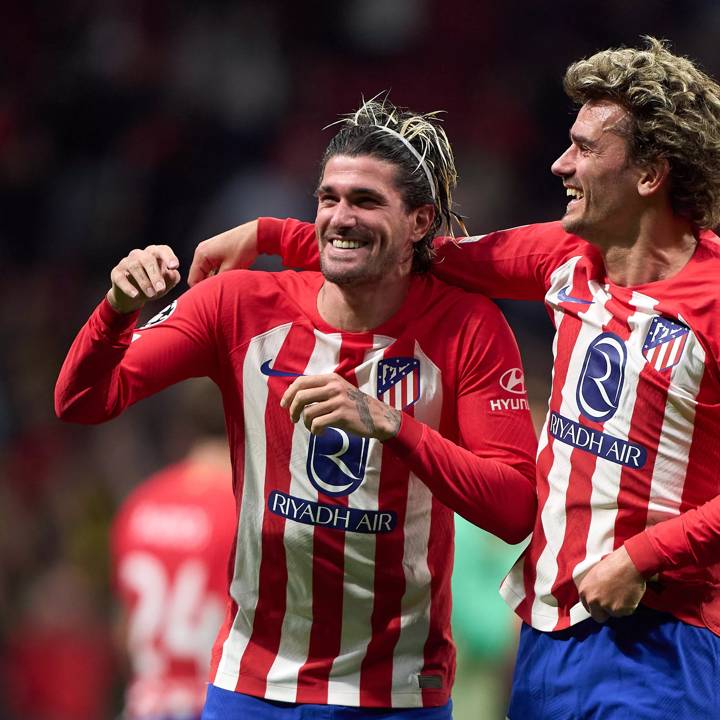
[260,360,303,378]
[557,285,593,305]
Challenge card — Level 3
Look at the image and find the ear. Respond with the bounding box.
[410,204,436,243]
[637,157,670,198]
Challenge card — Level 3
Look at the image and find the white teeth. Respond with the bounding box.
[566,187,584,200]
[332,239,364,249]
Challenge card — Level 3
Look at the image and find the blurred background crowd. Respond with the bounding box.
[2,1,719,717]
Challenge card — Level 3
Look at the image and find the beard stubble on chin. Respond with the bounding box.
[319,257,378,286]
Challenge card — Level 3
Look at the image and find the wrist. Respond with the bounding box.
[106,288,145,315]
[373,401,402,442]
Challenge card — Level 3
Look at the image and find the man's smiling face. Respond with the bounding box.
[551,100,646,247]
[315,155,420,286]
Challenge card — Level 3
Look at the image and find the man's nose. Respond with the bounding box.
[330,199,358,229]
[551,145,575,177]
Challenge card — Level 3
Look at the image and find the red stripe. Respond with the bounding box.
[420,497,455,705]
[679,366,719,513]
[612,361,669,545]
[295,334,374,703]
[235,325,316,695]
[359,339,416,706]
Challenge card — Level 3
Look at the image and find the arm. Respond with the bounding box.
[257,218,588,299]
[188,217,588,300]
[383,303,538,543]
[578,496,720,622]
[55,246,219,423]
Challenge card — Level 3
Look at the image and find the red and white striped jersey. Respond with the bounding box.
[111,459,235,719]
[56,269,537,708]
[256,218,720,636]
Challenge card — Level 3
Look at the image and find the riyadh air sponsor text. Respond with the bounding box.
[549,412,647,468]
[269,491,397,533]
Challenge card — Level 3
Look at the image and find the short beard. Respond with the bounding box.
[319,257,379,286]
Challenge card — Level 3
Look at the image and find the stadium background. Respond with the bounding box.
[1,1,718,717]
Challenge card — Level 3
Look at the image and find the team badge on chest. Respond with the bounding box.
[377,357,420,409]
[642,317,690,372]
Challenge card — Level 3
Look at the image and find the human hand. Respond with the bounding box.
[188,220,259,286]
[578,545,647,623]
[107,245,181,314]
[280,373,401,441]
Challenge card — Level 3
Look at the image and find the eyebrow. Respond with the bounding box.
[315,185,386,199]
[570,130,597,147]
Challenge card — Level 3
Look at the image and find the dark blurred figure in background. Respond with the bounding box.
[110,379,235,720]
[1,563,115,720]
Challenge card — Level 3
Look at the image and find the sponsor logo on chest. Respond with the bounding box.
[267,356,425,534]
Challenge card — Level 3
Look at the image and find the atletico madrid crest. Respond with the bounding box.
[642,316,690,372]
[377,357,420,409]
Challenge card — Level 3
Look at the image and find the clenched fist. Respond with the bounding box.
[107,245,181,314]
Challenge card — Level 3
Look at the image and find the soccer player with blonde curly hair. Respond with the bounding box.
[192,37,720,718]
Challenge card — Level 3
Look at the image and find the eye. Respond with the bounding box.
[317,193,338,206]
[355,195,381,208]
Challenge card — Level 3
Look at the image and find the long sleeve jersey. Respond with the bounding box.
[56,269,537,708]
[257,217,720,636]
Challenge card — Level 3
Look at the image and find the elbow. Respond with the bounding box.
[500,523,534,546]
[499,486,537,545]
[54,386,108,425]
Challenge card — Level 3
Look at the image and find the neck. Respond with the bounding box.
[317,273,413,331]
[599,208,697,286]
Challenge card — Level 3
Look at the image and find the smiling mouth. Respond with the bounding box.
[327,237,370,250]
[566,187,584,203]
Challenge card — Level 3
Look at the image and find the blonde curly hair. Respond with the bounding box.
[564,36,720,229]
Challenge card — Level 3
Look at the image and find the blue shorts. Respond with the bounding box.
[508,606,720,719]
[201,685,453,719]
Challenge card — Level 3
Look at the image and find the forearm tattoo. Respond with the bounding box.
[383,406,401,439]
[347,388,376,435]
[347,388,401,439]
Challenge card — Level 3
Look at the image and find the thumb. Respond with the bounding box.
[188,247,217,287]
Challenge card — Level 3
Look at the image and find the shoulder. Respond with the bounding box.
[424,273,507,322]
[418,275,516,353]
[459,221,590,258]
[206,269,319,298]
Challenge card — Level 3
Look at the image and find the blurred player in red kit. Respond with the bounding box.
[55,98,537,719]
[189,39,720,719]
[111,381,235,720]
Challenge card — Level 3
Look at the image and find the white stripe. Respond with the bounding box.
[264,330,344,700]
[214,322,293,689]
[327,337,389,705]
[653,340,669,370]
[390,341,442,707]
[646,327,704,525]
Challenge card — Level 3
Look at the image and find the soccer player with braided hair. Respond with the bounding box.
[56,98,537,719]
[191,38,720,718]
